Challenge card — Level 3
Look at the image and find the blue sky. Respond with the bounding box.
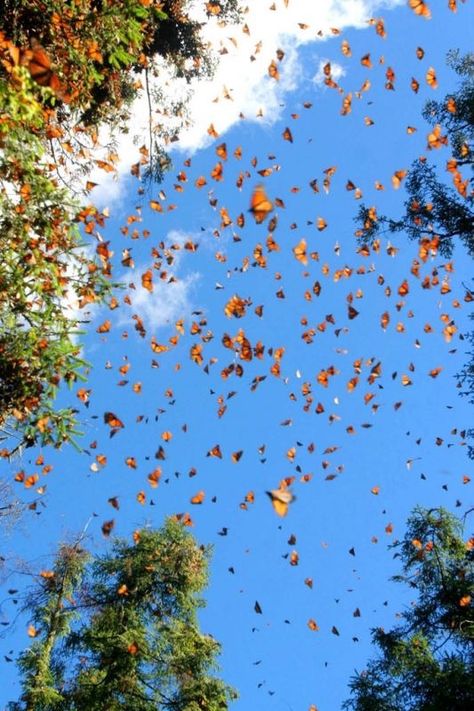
[1,1,473,709]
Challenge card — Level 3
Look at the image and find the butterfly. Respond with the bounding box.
[25,42,54,86]
[249,184,273,224]
[140,269,153,292]
[426,66,438,89]
[409,0,431,19]
[266,486,294,516]
[25,40,70,100]
[101,519,115,537]
[104,412,124,429]
[190,490,205,505]
[293,239,308,265]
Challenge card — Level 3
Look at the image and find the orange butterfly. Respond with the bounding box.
[190,490,205,505]
[26,43,54,86]
[341,39,351,57]
[215,142,227,160]
[426,66,438,89]
[266,485,294,517]
[392,170,408,189]
[409,0,431,19]
[249,184,273,224]
[101,519,115,537]
[26,40,70,101]
[293,239,308,265]
[104,412,124,429]
[141,269,153,292]
[268,59,279,81]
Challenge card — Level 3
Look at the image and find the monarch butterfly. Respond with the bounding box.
[348,305,359,320]
[215,142,227,160]
[409,0,431,19]
[22,40,69,100]
[392,170,408,189]
[25,42,53,86]
[141,269,153,292]
[398,279,410,297]
[206,2,222,15]
[341,39,351,57]
[293,239,308,265]
[426,66,438,89]
[266,487,294,517]
[341,92,352,116]
[101,519,115,537]
[207,444,222,458]
[104,411,124,429]
[249,184,273,224]
[190,490,205,505]
[268,59,279,80]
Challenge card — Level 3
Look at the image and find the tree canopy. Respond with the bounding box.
[355,50,474,258]
[344,507,474,711]
[0,2,473,710]
[0,0,240,455]
[10,518,236,710]
[355,50,474,457]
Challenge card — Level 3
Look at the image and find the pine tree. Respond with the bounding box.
[343,507,474,711]
[10,519,236,711]
[355,51,474,257]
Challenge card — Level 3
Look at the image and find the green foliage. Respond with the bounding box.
[354,51,474,457]
[0,76,112,452]
[343,507,474,711]
[355,51,474,257]
[10,519,237,710]
[0,0,241,452]
[1,0,241,127]
[13,542,89,711]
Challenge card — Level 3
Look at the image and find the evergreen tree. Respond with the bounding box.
[355,51,474,258]
[10,519,236,710]
[355,51,474,457]
[343,507,474,711]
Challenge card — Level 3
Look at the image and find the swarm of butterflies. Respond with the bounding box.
[7,2,472,705]
[13,0,470,520]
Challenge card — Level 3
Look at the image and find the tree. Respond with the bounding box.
[0,477,26,532]
[10,518,237,710]
[355,50,474,258]
[1,1,241,179]
[343,507,474,711]
[0,75,113,452]
[0,1,241,453]
[355,51,474,458]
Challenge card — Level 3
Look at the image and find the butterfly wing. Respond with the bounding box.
[266,488,293,516]
[27,45,53,86]
[249,184,273,224]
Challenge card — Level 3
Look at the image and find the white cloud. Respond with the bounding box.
[312,58,347,87]
[172,0,404,150]
[118,230,202,332]
[87,0,404,203]
[124,271,200,332]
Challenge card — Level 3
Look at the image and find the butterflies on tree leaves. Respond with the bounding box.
[5,37,69,101]
[266,486,295,516]
[249,184,273,224]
